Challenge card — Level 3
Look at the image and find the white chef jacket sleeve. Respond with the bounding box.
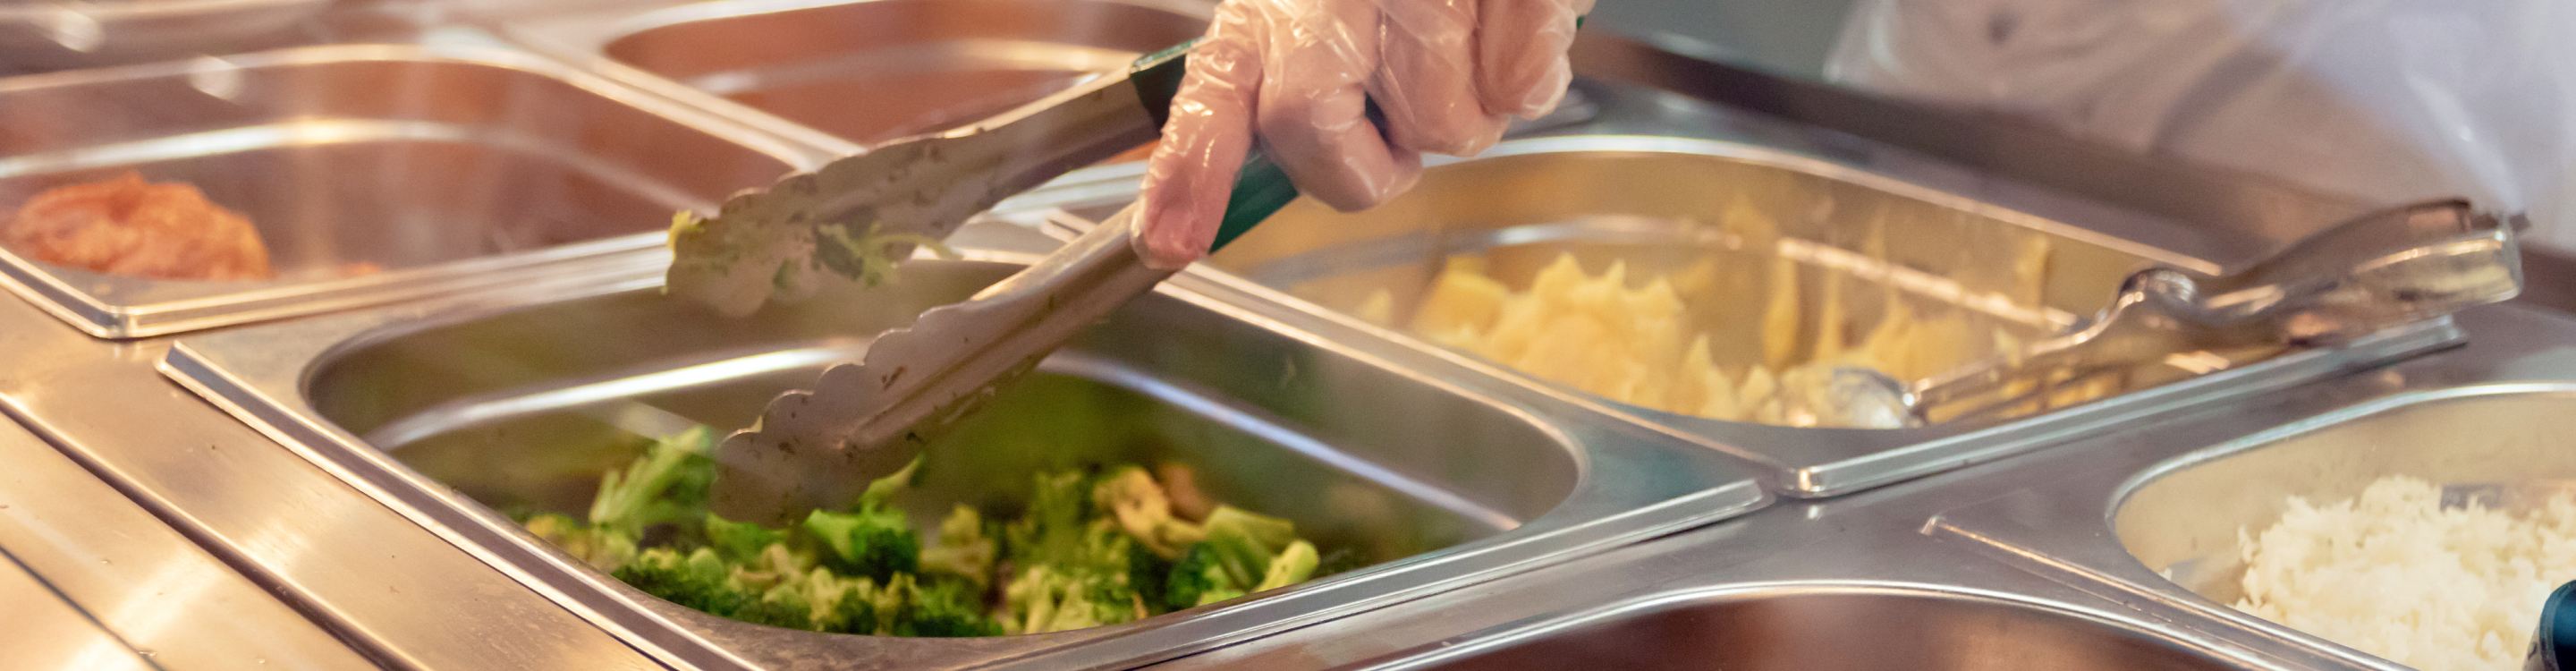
[1826,0,2576,251]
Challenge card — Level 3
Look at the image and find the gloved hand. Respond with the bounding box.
[1133,0,1595,270]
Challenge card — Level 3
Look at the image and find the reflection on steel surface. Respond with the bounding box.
[0,43,824,337]
[0,0,333,72]
[1343,586,2272,671]
[595,0,1210,147]
[0,553,153,671]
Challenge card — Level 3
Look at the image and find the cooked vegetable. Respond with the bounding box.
[919,505,996,588]
[587,426,716,537]
[522,430,1347,637]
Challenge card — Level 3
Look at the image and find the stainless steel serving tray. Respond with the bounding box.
[0,41,830,338]
[160,239,1767,671]
[490,0,1212,151]
[1906,303,2576,671]
[1136,305,2576,671]
[1180,133,2467,498]
[0,0,334,72]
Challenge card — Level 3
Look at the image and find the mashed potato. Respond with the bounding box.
[2234,476,2576,671]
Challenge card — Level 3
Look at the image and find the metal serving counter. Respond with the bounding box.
[0,4,2563,671]
[0,398,376,669]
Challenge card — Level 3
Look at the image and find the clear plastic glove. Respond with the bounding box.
[1133,0,1595,270]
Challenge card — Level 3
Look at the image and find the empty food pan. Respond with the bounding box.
[163,251,1766,671]
[0,0,333,73]
[585,0,1209,149]
[1194,134,2466,497]
[1335,585,2282,671]
[0,43,824,337]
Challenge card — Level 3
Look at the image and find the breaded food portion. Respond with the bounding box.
[4,172,274,281]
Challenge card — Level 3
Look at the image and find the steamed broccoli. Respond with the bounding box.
[734,582,816,631]
[1126,538,1174,611]
[804,506,919,583]
[1160,506,1306,609]
[819,577,879,634]
[1093,466,1206,558]
[703,513,787,564]
[1004,470,1096,570]
[1163,541,1240,610]
[896,576,1004,637]
[614,548,752,617]
[919,505,996,588]
[523,513,638,572]
[588,428,717,537]
[1001,565,1145,634]
[1254,539,1318,591]
[1199,505,1298,588]
[542,439,1338,638]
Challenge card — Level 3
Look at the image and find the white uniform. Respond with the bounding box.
[1827,0,2576,251]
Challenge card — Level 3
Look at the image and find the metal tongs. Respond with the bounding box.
[1828,199,2521,428]
[666,42,1300,525]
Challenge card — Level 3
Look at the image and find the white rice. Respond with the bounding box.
[2233,476,2576,671]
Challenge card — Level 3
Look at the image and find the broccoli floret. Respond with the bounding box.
[615,548,753,616]
[702,513,788,563]
[1163,542,1233,611]
[1254,539,1318,591]
[821,580,879,635]
[524,513,638,572]
[1127,538,1174,613]
[726,541,818,594]
[804,507,919,583]
[1004,470,1097,570]
[1003,565,1122,634]
[1199,505,1297,588]
[732,581,817,631]
[856,455,923,509]
[897,576,1004,637]
[588,428,717,536]
[1092,466,1206,558]
[1161,506,1302,610]
[919,505,996,588]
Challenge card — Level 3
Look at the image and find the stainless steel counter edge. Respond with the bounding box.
[0,251,675,670]
[0,412,378,669]
[0,546,156,671]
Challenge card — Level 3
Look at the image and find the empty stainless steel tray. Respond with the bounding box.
[0,43,825,337]
[499,0,1210,151]
[1191,134,2469,497]
[161,249,1767,671]
[0,0,334,72]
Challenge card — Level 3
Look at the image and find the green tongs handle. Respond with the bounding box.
[1124,13,1580,252]
[1126,38,1310,253]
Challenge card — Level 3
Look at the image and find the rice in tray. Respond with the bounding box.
[2233,476,2576,671]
